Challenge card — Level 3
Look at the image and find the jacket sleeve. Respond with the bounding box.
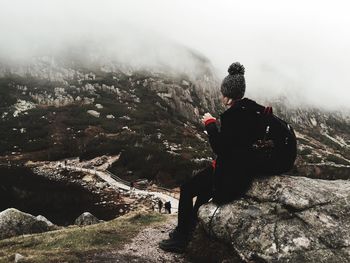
[205,112,247,156]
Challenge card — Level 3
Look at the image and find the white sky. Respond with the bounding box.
[1,0,350,110]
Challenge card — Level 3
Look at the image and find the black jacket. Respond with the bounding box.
[205,98,265,203]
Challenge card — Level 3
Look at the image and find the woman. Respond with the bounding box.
[159,62,263,253]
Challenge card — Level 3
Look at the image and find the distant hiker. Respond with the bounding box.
[158,199,163,213]
[130,181,135,192]
[159,62,296,253]
[164,201,171,214]
[64,160,67,166]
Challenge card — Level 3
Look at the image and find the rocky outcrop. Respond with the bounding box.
[149,77,221,122]
[14,253,25,263]
[197,176,350,263]
[0,208,55,240]
[36,215,56,228]
[74,212,100,226]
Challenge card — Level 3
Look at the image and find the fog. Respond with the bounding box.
[1,0,350,111]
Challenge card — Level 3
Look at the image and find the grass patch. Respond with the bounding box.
[0,212,165,263]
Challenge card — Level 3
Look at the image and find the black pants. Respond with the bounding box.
[177,166,214,234]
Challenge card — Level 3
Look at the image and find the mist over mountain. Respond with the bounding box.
[0,0,349,184]
[1,0,350,111]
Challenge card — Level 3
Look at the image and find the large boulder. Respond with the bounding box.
[0,208,55,240]
[36,215,56,228]
[197,176,350,263]
[74,212,100,226]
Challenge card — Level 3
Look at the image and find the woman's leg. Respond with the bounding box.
[159,166,214,253]
[177,166,213,234]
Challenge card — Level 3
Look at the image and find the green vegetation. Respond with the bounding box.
[316,134,344,152]
[326,116,350,134]
[325,154,350,165]
[0,108,50,154]
[0,78,17,108]
[0,71,215,185]
[299,147,312,156]
[110,143,208,187]
[0,212,165,263]
[61,105,101,128]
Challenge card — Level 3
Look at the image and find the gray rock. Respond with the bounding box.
[36,215,55,228]
[197,176,350,263]
[96,182,108,189]
[14,253,25,263]
[149,77,221,122]
[74,212,100,226]
[0,208,54,240]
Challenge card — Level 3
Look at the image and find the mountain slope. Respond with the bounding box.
[0,52,221,187]
[0,51,349,185]
[270,98,350,179]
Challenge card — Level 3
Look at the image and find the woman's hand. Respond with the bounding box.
[201,112,216,125]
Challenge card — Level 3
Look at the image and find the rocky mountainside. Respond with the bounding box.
[0,51,221,187]
[270,98,350,179]
[0,46,349,263]
[0,50,349,186]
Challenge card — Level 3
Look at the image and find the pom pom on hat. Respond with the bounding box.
[221,62,246,100]
[228,62,245,75]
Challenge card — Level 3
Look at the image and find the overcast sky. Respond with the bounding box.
[1,0,350,110]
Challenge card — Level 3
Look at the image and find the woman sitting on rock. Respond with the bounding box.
[159,62,263,253]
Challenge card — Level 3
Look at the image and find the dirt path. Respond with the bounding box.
[54,161,179,210]
[87,215,190,263]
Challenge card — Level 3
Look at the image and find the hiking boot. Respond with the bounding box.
[159,233,189,253]
[169,226,195,239]
[168,227,180,239]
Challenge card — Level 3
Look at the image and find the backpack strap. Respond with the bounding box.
[263,106,273,115]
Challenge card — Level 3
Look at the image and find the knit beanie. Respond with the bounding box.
[221,62,246,99]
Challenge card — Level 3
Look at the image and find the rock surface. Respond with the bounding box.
[197,175,350,263]
[74,212,100,226]
[0,208,55,240]
[36,215,55,227]
[14,253,25,263]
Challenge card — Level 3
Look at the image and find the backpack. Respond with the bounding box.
[250,106,297,175]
